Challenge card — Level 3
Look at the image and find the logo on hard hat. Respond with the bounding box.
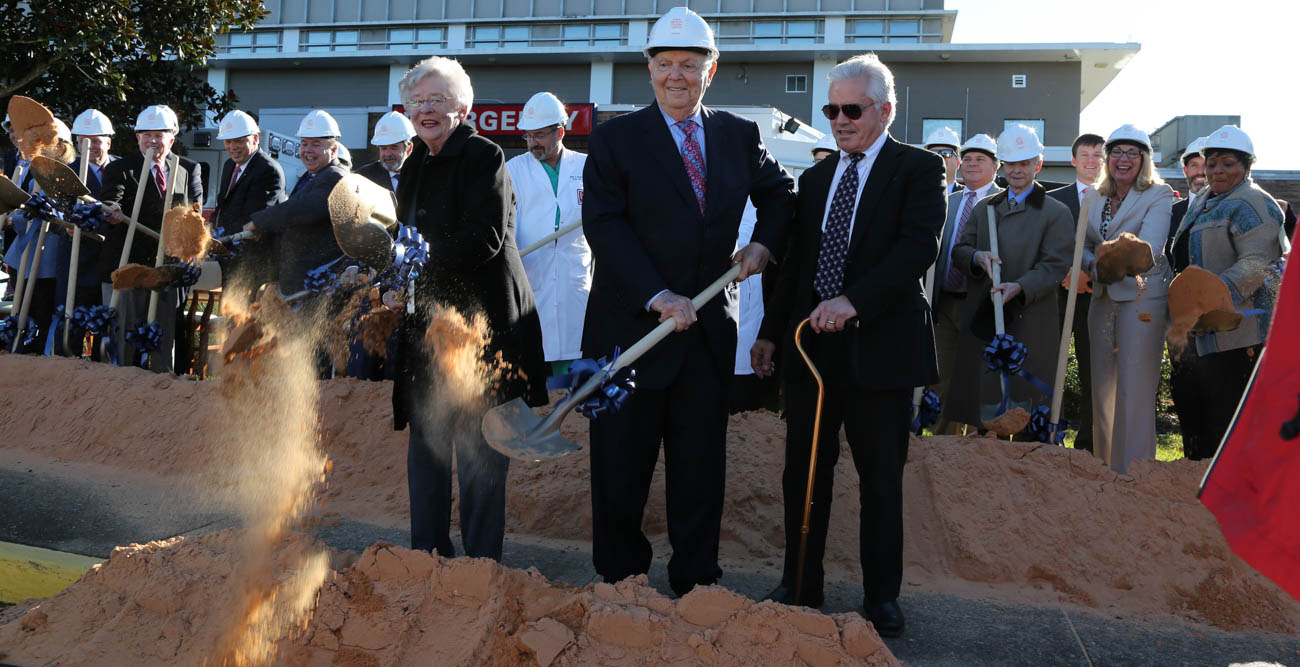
[670,18,683,30]
[1016,137,1024,146]
[1220,131,1229,138]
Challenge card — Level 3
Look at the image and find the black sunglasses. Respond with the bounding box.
[822,102,876,120]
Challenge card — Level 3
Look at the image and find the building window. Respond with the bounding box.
[560,24,627,46]
[922,119,962,144]
[1004,119,1046,140]
[301,29,361,52]
[468,25,530,47]
[388,27,448,48]
[786,75,808,94]
[220,30,282,53]
[846,17,941,44]
[714,20,823,45]
[1011,74,1027,88]
[847,19,883,43]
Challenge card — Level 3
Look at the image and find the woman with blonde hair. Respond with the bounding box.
[1081,124,1175,473]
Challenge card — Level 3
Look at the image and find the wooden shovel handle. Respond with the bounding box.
[1050,198,1092,426]
[987,204,1004,336]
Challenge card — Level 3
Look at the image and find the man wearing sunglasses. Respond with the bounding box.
[580,6,796,599]
[924,126,963,196]
[751,53,945,638]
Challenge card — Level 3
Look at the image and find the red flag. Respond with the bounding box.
[1200,238,1300,602]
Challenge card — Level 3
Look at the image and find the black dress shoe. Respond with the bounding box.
[764,583,824,609]
[865,598,905,638]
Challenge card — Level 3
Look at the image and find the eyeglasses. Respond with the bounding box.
[935,149,956,158]
[822,102,876,120]
[405,95,453,110]
[522,126,559,142]
[1109,148,1143,160]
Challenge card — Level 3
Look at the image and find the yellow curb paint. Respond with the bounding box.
[0,541,103,603]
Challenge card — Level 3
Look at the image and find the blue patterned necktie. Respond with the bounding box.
[942,190,978,292]
[813,153,864,300]
[292,171,313,195]
[677,119,706,214]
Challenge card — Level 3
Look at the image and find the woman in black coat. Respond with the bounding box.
[393,57,548,560]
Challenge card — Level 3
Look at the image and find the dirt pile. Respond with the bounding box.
[0,357,1297,634]
[0,532,897,666]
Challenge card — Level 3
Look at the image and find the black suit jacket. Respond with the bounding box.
[392,122,549,429]
[248,160,347,292]
[581,102,795,389]
[760,136,946,390]
[211,150,286,232]
[65,156,117,288]
[355,161,396,192]
[1047,182,1081,221]
[98,152,204,281]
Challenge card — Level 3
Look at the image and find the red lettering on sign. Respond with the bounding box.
[398,103,596,136]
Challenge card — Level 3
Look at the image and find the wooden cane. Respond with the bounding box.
[792,317,824,607]
[145,153,182,324]
[63,138,91,355]
[1049,199,1093,441]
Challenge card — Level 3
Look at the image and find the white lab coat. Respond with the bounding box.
[734,200,762,375]
[507,147,592,362]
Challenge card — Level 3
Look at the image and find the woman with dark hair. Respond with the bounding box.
[1081,124,1175,473]
[392,55,548,561]
[1167,125,1285,459]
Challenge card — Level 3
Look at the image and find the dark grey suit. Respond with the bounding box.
[248,161,346,293]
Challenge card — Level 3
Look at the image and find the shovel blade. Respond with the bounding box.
[481,397,581,462]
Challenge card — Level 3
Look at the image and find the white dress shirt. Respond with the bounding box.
[819,130,888,238]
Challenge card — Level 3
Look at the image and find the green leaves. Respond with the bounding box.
[1,0,266,148]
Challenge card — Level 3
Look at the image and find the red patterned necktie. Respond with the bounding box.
[677,119,706,215]
[153,163,166,194]
[226,165,241,198]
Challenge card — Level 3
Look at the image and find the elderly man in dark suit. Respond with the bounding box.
[210,110,286,303]
[751,53,945,637]
[1048,133,1103,453]
[100,105,205,372]
[392,56,549,560]
[244,110,346,296]
[582,7,795,597]
[61,109,118,357]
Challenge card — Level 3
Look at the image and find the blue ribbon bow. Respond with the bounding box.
[1026,404,1068,444]
[125,320,163,368]
[911,389,942,435]
[303,256,352,294]
[380,224,429,292]
[545,350,636,420]
[0,315,41,350]
[69,202,110,233]
[211,226,244,258]
[981,333,1054,415]
[165,259,202,288]
[19,193,58,222]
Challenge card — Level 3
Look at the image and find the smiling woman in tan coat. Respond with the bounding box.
[1082,124,1175,473]
[944,125,1073,431]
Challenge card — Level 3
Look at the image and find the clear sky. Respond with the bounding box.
[947,0,1298,169]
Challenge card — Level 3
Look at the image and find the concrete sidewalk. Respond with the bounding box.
[2,463,1297,666]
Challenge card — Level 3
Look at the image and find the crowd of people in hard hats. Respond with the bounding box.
[3,4,1294,639]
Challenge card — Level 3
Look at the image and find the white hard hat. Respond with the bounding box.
[53,118,72,143]
[134,105,179,133]
[72,109,113,136]
[517,92,568,132]
[297,109,342,139]
[996,124,1044,162]
[923,126,961,150]
[370,111,416,146]
[335,143,352,168]
[644,7,718,60]
[959,133,998,158]
[811,133,837,155]
[216,110,260,140]
[1181,136,1208,164]
[1201,125,1254,160]
[1104,123,1151,152]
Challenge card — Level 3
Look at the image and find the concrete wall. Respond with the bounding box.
[227,67,390,112]
[461,64,590,105]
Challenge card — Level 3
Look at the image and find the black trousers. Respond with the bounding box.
[1058,287,1093,452]
[406,397,509,560]
[1173,344,1261,460]
[780,330,911,606]
[54,284,103,357]
[589,327,729,596]
[15,277,57,354]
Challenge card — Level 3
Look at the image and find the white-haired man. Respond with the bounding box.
[751,53,945,636]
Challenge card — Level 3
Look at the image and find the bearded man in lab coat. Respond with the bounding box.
[506,92,592,374]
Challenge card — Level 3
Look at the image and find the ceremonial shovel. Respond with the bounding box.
[519,219,582,257]
[978,205,1033,430]
[482,264,743,462]
[1047,199,1092,443]
[101,147,159,360]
